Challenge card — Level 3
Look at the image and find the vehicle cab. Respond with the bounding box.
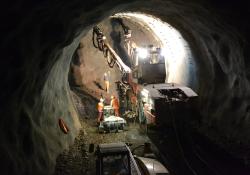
[95,143,141,175]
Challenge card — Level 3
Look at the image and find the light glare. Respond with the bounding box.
[114,12,194,85]
[137,48,148,59]
[141,88,149,97]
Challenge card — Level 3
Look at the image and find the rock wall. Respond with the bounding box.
[0,0,250,174]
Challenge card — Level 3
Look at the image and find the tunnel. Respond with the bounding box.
[1,0,250,174]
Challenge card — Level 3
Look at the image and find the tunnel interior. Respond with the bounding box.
[1,0,250,175]
[68,12,196,102]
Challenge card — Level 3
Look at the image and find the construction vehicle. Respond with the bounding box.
[139,83,198,128]
[92,25,166,86]
[142,83,198,102]
[114,18,166,84]
[91,142,170,175]
[131,45,166,84]
[95,143,141,175]
[98,105,127,133]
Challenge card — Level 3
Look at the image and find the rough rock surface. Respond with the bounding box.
[1,0,250,174]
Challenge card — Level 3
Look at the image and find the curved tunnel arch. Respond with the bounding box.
[1,0,250,174]
[113,12,197,87]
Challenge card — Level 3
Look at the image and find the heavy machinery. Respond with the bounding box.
[142,83,198,102]
[139,83,198,126]
[95,143,141,175]
[98,105,127,133]
[131,45,166,84]
[93,142,170,175]
[92,25,166,86]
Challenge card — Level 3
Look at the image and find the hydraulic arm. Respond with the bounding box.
[92,26,131,74]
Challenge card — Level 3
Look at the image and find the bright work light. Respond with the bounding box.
[137,48,148,59]
[160,47,167,56]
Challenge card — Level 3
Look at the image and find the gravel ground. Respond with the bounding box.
[54,119,150,175]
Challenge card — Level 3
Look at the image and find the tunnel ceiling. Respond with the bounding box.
[1,0,250,174]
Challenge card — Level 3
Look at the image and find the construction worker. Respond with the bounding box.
[103,72,110,93]
[110,95,120,116]
[97,98,104,123]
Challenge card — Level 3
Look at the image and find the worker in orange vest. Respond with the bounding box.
[97,98,104,123]
[110,95,119,116]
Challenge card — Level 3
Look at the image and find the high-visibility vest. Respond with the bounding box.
[111,99,119,109]
[97,102,104,112]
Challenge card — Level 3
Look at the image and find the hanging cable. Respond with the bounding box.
[92,26,131,73]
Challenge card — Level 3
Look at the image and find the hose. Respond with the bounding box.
[92,28,99,49]
[92,26,118,69]
[92,26,105,51]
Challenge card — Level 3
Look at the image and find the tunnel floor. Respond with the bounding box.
[54,117,152,175]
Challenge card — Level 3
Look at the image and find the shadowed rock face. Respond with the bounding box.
[0,0,250,174]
